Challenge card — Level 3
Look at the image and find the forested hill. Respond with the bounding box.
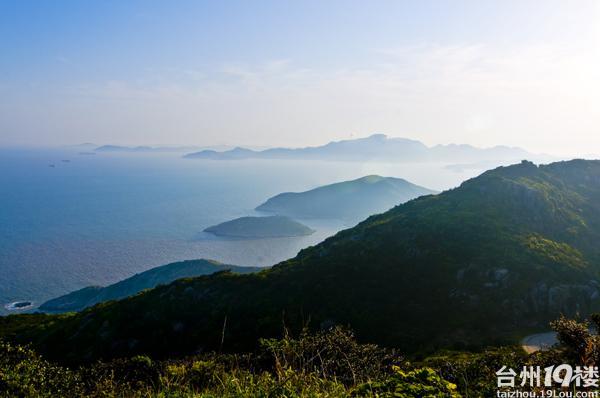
[4,159,600,363]
[256,175,437,222]
[39,259,261,313]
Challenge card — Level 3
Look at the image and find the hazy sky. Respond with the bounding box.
[1,0,599,156]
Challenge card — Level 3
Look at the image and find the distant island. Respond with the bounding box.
[39,259,261,313]
[93,144,237,153]
[95,145,204,153]
[256,175,437,222]
[204,215,314,238]
[184,133,546,164]
[64,143,97,150]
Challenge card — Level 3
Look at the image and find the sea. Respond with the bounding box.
[0,147,485,314]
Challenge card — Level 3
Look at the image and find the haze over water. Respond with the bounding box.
[0,146,488,314]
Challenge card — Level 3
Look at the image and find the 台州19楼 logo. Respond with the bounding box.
[496,365,600,397]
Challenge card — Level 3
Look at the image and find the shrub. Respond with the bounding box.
[550,315,595,365]
[260,326,400,385]
[422,347,526,396]
[0,340,82,397]
[353,366,461,397]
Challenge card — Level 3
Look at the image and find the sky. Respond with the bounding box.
[0,0,599,156]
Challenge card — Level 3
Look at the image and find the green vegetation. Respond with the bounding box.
[5,159,600,398]
[39,259,261,313]
[4,315,600,397]
[524,234,587,269]
[256,175,437,222]
[204,215,315,238]
[4,160,600,364]
[354,367,461,397]
[0,327,461,397]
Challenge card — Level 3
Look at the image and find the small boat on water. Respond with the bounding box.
[49,164,55,168]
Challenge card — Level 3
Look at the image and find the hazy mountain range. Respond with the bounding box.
[88,144,250,153]
[95,145,206,153]
[184,134,548,163]
[5,159,600,363]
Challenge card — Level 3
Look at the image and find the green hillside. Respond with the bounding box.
[204,215,315,238]
[39,259,261,313]
[4,159,600,364]
[256,175,437,222]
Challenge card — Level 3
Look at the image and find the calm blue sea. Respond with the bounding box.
[0,147,480,314]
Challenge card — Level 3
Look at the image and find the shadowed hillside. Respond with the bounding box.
[39,260,261,313]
